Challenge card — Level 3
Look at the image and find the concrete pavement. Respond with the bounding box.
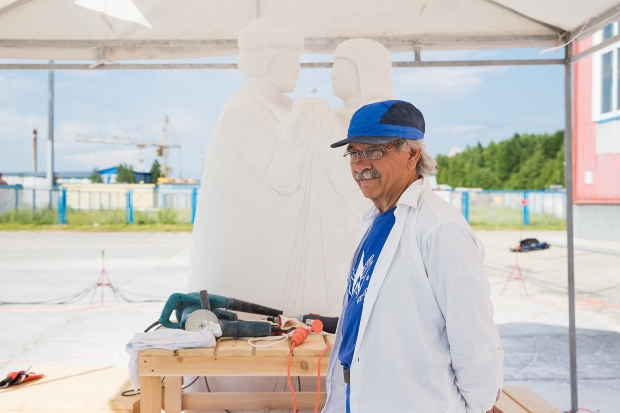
[0,230,619,412]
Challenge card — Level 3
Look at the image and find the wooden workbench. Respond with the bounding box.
[0,358,561,413]
[138,334,333,413]
[137,333,562,413]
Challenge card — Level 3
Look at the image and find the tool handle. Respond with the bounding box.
[302,315,339,334]
[200,290,211,310]
[227,298,283,317]
[219,320,272,338]
[213,308,238,321]
[159,293,201,328]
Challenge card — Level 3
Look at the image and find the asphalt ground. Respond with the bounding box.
[0,230,619,412]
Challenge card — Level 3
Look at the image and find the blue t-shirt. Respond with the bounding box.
[338,206,396,370]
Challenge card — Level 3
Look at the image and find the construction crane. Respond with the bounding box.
[76,116,179,177]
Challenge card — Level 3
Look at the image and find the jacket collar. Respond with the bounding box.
[361,176,428,223]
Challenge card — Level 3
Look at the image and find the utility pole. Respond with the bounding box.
[46,60,55,190]
[32,129,37,172]
[162,115,170,177]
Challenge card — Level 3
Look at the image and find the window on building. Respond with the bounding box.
[617,50,620,111]
[602,51,613,113]
[593,22,620,119]
[603,23,614,40]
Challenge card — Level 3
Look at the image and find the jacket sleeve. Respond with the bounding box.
[422,222,504,413]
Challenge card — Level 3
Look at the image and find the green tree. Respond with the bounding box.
[116,164,135,183]
[150,160,161,184]
[435,131,565,190]
[90,168,102,183]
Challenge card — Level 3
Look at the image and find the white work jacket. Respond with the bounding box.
[322,177,503,413]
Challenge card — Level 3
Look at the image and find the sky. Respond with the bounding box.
[0,47,565,179]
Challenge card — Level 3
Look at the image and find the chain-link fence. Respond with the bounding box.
[0,185,566,227]
[0,186,61,224]
[426,189,565,227]
[466,190,566,227]
[0,185,199,226]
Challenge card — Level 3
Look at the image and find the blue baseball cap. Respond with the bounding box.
[330,100,425,148]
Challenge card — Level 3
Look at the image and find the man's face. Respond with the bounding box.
[347,141,421,206]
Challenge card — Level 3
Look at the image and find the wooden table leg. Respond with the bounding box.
[164,376,182,413]
[140,376,162,413]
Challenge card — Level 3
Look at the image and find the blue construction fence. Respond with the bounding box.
[0,185,566,226]
[0,185,200,225]
[435,189,566,224]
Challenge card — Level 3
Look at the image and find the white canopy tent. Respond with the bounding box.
[0,0,618,64]
[2,1,620,411]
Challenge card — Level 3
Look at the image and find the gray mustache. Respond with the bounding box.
[355,169,381,181]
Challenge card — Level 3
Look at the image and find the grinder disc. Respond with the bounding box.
[185,309,220,332]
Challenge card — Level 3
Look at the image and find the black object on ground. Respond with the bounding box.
[510,238,550,253]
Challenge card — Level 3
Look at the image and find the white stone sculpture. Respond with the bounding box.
[331,38,394,124]
[187,20,395,412]
[190,18,357,317]
[190,26,394,319]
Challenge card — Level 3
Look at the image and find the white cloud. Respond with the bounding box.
[430,124,487,139]
[448,147,464,157]
[523,116,560,125]
[0,74,46,105]
[63,147,143,169]
[0,107,46,140]
[395,66,505,97]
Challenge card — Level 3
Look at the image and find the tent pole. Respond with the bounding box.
[46,60,55,202]
[564,43,578,413]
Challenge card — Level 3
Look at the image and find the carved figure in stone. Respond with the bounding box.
[189,18,303,309]
[331,38,394,125]
[190,18,358,318]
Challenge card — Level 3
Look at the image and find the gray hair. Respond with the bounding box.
[396,139,438,177]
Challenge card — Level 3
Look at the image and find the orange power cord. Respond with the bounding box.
[287,343,298,413]
[286,324,333,413]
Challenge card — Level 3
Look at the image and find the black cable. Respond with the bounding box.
[182,376,199,389]
[122,377,165,397]
[110,287,166,303]
[0,285,97,305]
[113,288,167,300]
[0,285,166,306]
[144,321,159,333]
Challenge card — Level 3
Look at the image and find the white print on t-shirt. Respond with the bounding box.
[349,252,374,300]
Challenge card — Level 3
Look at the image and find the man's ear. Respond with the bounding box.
[407,148,422,171]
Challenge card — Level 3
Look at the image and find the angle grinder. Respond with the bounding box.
[158,290,281,338]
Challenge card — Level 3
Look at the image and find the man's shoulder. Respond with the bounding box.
[414,189,471,238]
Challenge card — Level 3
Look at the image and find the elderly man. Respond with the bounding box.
[322,100,504,413]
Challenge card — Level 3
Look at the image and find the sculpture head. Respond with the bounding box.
[331,39,394,108]
[238,18,304,93]
[331,57,360,105]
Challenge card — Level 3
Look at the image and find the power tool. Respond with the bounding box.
[158,290,282,338]
[267,313,339,334]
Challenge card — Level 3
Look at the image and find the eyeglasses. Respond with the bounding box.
[343,141,399,163]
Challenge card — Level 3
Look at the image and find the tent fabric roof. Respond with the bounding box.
[0,0,618,60]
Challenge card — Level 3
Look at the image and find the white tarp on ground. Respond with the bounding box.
[0,0,618,60]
